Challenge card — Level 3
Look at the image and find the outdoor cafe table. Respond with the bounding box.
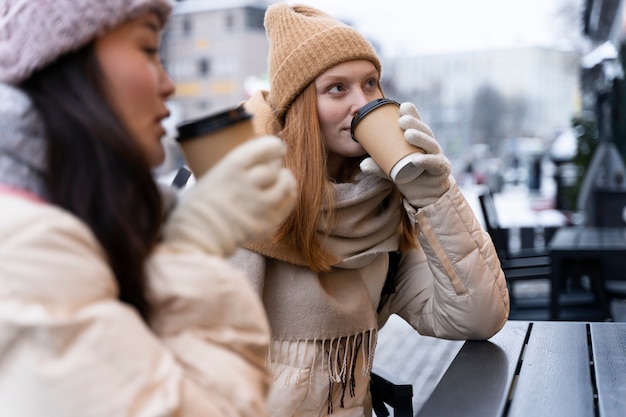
[373,320,626,417]
[548,226,626,320]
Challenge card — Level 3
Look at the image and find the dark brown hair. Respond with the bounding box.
[20,43,162,321]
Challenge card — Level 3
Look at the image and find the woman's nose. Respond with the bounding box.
[350,90,370,115]
[160,67,176,99]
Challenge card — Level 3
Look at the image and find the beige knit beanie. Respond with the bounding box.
[0,0,173,85]
[265,3,382,122]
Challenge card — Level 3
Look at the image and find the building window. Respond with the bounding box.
[245,7,265,30]
[182,16,192,36]
[198,58,211,76]
[225,13,234,29]
[195,99,210,112]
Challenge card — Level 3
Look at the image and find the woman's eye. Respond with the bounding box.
[329,85,345,93]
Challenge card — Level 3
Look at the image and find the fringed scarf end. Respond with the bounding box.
[268,329,378,414]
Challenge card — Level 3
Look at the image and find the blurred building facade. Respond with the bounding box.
[158,1,584,184]
[162,0,271,120]
[387,47,581,164]
[158,0,271,174]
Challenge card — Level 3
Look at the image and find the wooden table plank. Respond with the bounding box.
[581,228,600,246]
[416,321,528,417]
[508,322,594,417]
[590,323,626,416]
[602,228,625,246]
[548,227,574,249]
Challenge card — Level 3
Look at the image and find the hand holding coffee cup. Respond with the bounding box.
[394,102,452,208]
[351,98,425,184]
[163,135,297,257]
[176,105,256,178]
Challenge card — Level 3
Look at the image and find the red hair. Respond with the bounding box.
[274,83,416,272]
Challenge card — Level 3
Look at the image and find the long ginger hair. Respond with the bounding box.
[273,83,416,272]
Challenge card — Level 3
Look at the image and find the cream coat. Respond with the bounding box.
[0,192,271,417]
[230,181,509,416]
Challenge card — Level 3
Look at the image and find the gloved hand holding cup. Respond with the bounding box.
[351,98,425,184]
[163,105,297,257]
[356,100,451,208]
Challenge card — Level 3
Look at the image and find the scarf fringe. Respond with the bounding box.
[268,329,378,414]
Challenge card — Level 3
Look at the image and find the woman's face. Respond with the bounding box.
[314,60,382,165]
[94,12,175,168]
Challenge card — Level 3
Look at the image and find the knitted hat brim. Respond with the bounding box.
[0,0,173,85]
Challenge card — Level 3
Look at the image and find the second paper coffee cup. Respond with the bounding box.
[176,105,254,178]
[351,98,425,183]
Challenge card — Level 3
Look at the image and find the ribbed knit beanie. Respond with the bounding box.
[0,0,173,85]
[265,3,382,122]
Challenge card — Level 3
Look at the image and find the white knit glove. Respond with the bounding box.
[162,136,297,257]
[360,102,451,208]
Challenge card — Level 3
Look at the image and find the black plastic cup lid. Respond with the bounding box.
[350,98,400,141]
[176,104,252,142]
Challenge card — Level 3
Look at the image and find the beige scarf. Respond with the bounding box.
[246,172,402,269]
[247,172,403,408]
[248,170,403,338]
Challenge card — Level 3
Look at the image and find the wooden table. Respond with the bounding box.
[548,227,626,320]
[413,320,626,417]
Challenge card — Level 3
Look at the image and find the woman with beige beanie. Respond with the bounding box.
[0,0,297,416]
[229,2,510,416]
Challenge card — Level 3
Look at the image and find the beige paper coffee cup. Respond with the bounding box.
[176,105,255,178]
[351,98,425,183]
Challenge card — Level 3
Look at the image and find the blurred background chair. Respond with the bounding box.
[590,189,626,320]
[592,189,626,227]
[480,189,615,320]
[477,190,553,311]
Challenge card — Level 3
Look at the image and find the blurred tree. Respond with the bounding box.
[506,96,530,137]
[554,0,585,52]
[471,84,506,153]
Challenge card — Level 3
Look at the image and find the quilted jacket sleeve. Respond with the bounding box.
[377,181,510,340]
[0,195,270,417]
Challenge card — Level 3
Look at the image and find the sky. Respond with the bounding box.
[275,0,576,58]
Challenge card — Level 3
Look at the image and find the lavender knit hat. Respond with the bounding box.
[0,0,173,85]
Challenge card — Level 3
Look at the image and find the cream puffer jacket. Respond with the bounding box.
[0,192,270,417]
[230,180,510,417]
